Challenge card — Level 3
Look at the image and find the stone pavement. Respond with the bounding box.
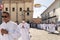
[30,28,60,40]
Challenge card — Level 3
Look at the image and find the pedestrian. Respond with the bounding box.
[0,11,19,40]
[42,23,46,30]
[37,23,40,29]
[18,20,30,40]
[40,23,43,30]
[45,23,49,31]
[48,22,56,33]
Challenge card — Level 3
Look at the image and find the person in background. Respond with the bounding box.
[48,22,55,33]
[18,20,30,40]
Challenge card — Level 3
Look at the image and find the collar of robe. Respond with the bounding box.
[3,20,11,24]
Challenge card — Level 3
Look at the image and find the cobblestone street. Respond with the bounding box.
[30,28,60,40]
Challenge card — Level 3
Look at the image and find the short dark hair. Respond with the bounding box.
[2,11,10,16]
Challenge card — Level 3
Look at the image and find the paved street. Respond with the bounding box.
[30,28,60,40]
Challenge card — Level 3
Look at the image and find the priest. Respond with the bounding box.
[0,11,19,40]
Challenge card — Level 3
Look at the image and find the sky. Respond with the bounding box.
[33,0,55,18]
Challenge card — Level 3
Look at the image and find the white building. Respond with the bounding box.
[41,0,60,23]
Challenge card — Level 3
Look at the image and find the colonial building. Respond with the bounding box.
[41,0,60,23]
[2,0,33,23]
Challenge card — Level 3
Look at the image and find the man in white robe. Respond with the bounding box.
[18,20,30,40]
[48,22,56,33]
[37,24,40,29]
[45,23,49,31]
[0,12,19,40]
[40,24,43,30]
[47,24,49,31]
[42,23,46,30]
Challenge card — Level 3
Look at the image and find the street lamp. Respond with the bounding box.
[34,4,47,8]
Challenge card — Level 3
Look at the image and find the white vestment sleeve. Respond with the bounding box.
[15,25,21,38]
[26,23,30,33]
[10,24,20,39]
[26,24,30,29]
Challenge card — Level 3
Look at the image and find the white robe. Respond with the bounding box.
[45,24,49,31]
[40,24,43,29]
[48,24,56,32]
[37,24,40,29]
[18,23,30,40]
[0,21,18,40]
[42,24,46,30]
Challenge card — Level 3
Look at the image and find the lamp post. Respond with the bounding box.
[16,1,18,24]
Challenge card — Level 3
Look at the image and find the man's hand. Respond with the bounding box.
[1,29,8,35]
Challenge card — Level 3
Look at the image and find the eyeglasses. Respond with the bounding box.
[1,16,8,18]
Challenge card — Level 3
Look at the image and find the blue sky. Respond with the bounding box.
[33,0,55,18]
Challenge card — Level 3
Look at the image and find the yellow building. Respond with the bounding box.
[2,0,33,23]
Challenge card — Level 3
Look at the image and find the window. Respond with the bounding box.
[12,8,15,11]
[27,8,29,11]
[27,12,29,16]
[20,8,22,11]
[5,7,8,11]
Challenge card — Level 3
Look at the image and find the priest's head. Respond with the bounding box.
[22,19,26,24]
[2,11,10,23]
[22,21,25,23]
